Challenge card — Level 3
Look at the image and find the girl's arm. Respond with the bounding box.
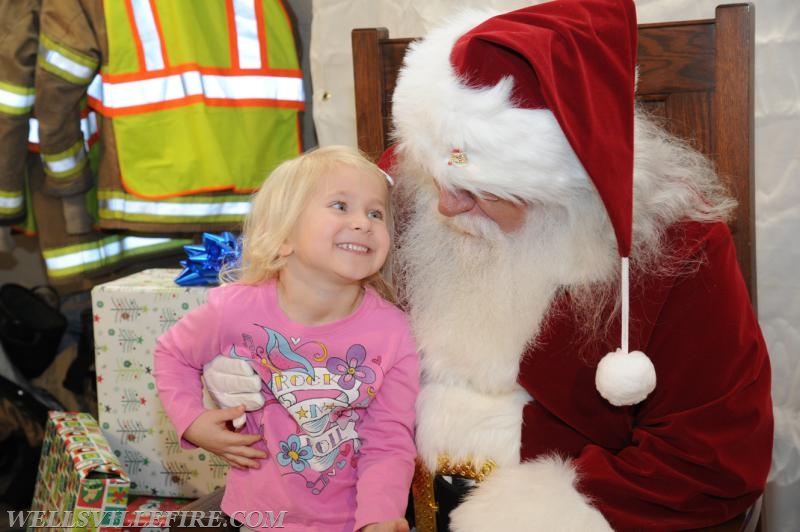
[154,294,221,441]
[354,331,420,531]
[153,287,266,466]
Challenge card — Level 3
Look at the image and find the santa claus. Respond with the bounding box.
[204,0,772,529]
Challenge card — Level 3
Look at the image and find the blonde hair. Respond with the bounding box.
[220,145,397,303]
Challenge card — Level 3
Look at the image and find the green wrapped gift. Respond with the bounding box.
[29,411,130,531]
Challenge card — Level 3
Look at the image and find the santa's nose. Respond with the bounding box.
[437,187,475,217]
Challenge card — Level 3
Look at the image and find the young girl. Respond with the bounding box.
[154,146,419,532]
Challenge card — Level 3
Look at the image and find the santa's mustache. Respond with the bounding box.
[441,208,510,241]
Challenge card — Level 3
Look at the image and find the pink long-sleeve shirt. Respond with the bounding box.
[154,281,419,531]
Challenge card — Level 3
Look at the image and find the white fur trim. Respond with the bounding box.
[416,382,531,472]
[595,349,656,406]
[392,9,593,203]
[450,456,612,532]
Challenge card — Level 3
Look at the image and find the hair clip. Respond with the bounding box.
[381,170,395,187]
[448,148,468,167]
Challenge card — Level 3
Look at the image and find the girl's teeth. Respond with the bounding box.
[339,243,368,252]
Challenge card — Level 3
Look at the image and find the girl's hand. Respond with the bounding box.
[361,518,410,532]
[183,405,266,469]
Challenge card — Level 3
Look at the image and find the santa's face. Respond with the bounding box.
[436,184,529,233]
[394,155,619,391]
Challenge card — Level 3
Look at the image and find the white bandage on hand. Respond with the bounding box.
[202,355,264,429]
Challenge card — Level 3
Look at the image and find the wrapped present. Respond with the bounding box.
[98,495,194,531]
[29,411,130,531]
[91,269,228,497]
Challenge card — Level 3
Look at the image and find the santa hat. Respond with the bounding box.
[390,0,655,406]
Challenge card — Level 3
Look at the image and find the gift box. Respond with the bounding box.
[92,269,228,497]
[98,495,194,531]
[29,411,130,531]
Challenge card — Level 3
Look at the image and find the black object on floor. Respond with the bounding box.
[0,373,64,509]
[0,284,67,379]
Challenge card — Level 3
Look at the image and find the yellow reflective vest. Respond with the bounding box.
[36,0,304,232]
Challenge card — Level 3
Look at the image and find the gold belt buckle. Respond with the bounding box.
[411,456,497,532]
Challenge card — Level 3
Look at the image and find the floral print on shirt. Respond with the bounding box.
[233,326,384,495]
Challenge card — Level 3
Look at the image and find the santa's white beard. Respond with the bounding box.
[396,183,618,394]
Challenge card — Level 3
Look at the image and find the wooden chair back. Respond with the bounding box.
[352,3,756,307]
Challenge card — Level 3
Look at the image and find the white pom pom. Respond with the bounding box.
[595,349,656,406]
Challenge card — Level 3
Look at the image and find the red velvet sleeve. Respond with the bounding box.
[574,223,773,530]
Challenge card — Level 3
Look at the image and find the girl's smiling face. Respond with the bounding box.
[280,164,391,288]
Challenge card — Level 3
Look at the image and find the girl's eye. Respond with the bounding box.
[368,210,384,220]
[330,201,346,211]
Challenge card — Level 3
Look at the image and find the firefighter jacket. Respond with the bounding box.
[1,0,190,293]
[0,0,39,225]
[35,0,305,233]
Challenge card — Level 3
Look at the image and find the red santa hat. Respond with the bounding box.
[390,0,655,405]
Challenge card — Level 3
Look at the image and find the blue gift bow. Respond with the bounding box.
[175,232,241,286]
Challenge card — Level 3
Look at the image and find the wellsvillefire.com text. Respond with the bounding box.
[8,510,288,528]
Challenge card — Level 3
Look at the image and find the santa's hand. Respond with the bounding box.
[183,406,266,469]
[203,355,264,429]
[449,457,612,532]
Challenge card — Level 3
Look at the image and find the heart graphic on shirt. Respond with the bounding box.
[330,467,339,475]
[291,336,300,345]
[336,460,347,470]
[371,356,381,365]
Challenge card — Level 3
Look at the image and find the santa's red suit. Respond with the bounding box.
[391,164,772,531]
[387,0,773,530]
[517,221,771,530]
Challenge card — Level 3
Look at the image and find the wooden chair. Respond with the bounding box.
[352,4,762,532]
[352,3,757,310]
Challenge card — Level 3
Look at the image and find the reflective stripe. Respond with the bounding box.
[38,34,98,84]
[28,112,98,147]
[90,71,303,110]
[130,0,165,71]
[233,0,260,69]
[87,1,304,114]
[81,112,99,144]
[0,82,35,115]
[132,0,260,69]
[43,235,189,278]
[28,118,38,144]
[41,140,87,177]
[100,196,251,217]
[88,74,102,101]
[0,191,25,214]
